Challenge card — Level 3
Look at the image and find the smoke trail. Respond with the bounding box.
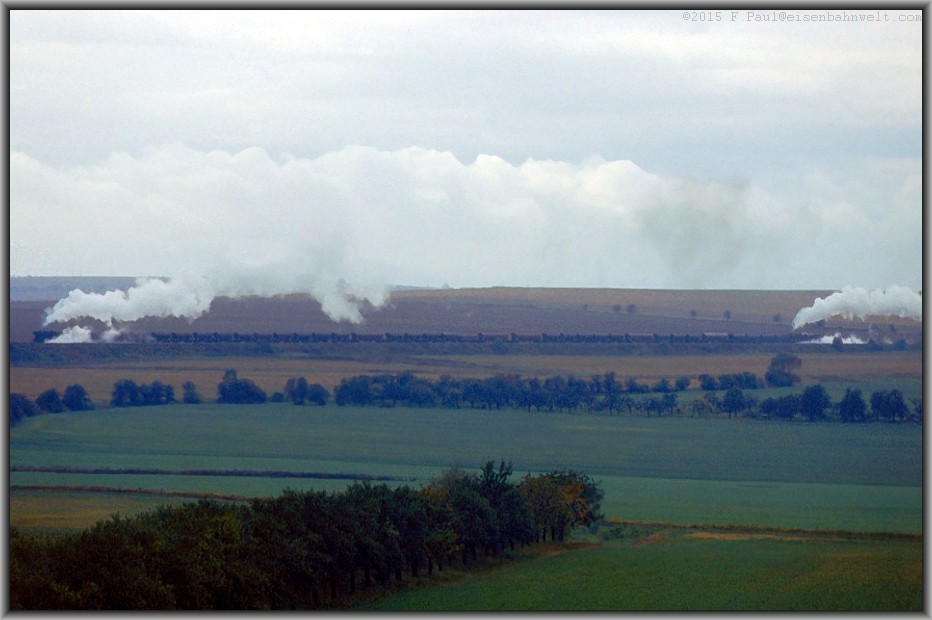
[43,274,213,326]
[43,265,390,336]
[792,285,922,329]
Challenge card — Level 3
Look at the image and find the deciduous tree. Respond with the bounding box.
[62,384,95,411]
[800,384,831,421]
[36,388,65,413]
[838,388,867,423]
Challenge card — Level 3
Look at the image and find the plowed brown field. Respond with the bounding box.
[9,351,921,405]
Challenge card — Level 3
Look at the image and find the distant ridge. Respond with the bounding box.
[9,276,161,302]
[11,277,441,303]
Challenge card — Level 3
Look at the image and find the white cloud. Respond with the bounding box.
[9,10,922,291]
[10,144,921,291]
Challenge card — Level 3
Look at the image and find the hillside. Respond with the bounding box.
[10,278,920,344]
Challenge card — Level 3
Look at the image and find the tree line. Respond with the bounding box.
[10,461,601,610]
[10,354,920,426]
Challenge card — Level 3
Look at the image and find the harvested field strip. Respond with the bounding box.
[11,465,415,481]
[11,485,253,503]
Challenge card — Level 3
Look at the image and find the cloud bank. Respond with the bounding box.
[13,144,921,295]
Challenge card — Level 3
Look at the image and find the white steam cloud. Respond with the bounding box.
[44,263,389,331]
[46,325,123,344]
[47,325,95,343]
[802,333,867,345]
[792,285,922,329]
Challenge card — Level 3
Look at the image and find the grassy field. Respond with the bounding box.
[8,488,228,535]
[361,527,922,611]
[10,404,922,535]
[10,283,923,610]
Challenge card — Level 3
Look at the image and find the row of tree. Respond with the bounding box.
[694,385,919,423]
[10,461,601,610]
[10,363,919,426]
[331,371,684,413]
[10,385,95,426]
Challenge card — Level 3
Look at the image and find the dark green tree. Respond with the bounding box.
[478,460,534,554]
[765,353,802,387]
[62,384,95,411]
[284,377,309,405]
[217,370,266,404]
[871,389,908,422]
[10,394,39,426]
[334,375,373,406]
[182,381,202,404]
[389,486,432,578]
[764,394,801,420]
[722,386,745,418]
[141,381,174,406]
[305,384,330,407]
[111,379,142,407]
[800,384,831,421]
[838,388,867,423]
[36,388,65,413]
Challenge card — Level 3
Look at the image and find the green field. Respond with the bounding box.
[10,403,922,535]
[363,529,922,611]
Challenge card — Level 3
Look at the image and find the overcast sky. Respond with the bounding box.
[10,9,923,291]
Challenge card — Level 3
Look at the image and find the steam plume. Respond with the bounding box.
[46,325,123,344]
[803,333,867,345]
[47,326,95,343]
[792,285,922,329]
[43,263,390,335]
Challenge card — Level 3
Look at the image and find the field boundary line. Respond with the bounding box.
[605,519,921,542]
[11,465,417,482]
